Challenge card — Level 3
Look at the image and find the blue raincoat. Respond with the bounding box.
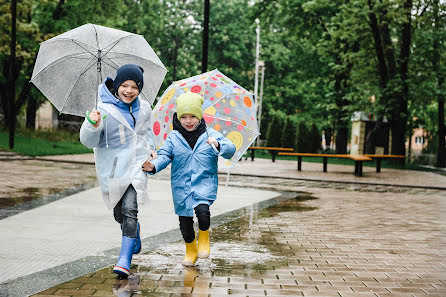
[150,129,236,216]
[80,78,155,209]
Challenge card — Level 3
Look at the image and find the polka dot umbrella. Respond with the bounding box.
[151,69,259,169]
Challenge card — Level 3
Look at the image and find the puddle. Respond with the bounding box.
[32,191,318,296]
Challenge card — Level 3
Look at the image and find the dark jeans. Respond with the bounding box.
[113,184,138,238]
[179,204,210,243]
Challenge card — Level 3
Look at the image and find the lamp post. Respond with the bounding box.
[254,18,260,113]
[257,61,265,146]
[254,18,260,145]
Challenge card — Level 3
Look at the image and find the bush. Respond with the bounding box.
[266,111,286,147]
[296,121,311,153]
[281,116,298,150]
[310,123,321,153]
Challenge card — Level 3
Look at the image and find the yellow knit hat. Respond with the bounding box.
[176,91,204,120]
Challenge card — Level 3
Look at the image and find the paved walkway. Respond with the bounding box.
[0,152,445,296]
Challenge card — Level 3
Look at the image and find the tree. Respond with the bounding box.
[0,0,40,147]
[266,110,286,147]
[432,0,446,167]
[202,0,210,73]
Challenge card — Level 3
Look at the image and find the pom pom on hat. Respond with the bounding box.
[113,64,144,93]
[176,92,204,120]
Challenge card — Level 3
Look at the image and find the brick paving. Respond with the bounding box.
[1,150,445,296]
[32,174,446,297]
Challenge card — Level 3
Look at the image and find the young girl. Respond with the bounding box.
[80,64,156,278]
[142,91,236,266]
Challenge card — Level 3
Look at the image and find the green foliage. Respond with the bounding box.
[265,110,286,147]
[281,116,298,150]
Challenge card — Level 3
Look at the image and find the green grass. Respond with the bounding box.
[0,130,92,156]
[242,149,426,171]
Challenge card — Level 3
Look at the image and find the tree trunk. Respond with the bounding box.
[172,36,178,82]
[368,0,411,161]
[8,0,17,149]
[433,0,445,167]
[52,0,65,20]
[26,94,37,129]
[201,0,210,73]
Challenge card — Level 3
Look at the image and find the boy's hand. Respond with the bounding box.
[142,160,155,172]
[150,150,157,160]
[89,110,101,127]
[207,137,219,149]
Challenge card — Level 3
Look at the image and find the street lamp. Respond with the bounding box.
[257,60,265,146]
[254,18,260,145]
[254,18,260,114]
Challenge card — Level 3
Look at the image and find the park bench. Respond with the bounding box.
[278,152,372,177]
[364,154,406,172]
[247,146,294,162]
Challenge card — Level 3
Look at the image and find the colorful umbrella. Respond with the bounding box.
[151,69,259,169]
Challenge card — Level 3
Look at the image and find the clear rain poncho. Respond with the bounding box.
[80,81,155,209]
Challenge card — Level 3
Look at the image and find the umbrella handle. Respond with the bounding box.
[85,111,107,125]
[210,143,219,154]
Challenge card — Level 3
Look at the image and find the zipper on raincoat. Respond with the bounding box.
[129,105,135,129]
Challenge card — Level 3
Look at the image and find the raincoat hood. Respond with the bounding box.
[100,77,140,129]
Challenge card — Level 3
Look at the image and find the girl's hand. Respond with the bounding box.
[150,150,157,160]
[89,110,101,127]
[142,160,155,172]
[207,137,219,149]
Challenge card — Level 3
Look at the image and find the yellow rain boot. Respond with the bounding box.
[182,238,198,266]
[197,229,210,259]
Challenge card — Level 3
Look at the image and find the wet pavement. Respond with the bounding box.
[1,151,446,296]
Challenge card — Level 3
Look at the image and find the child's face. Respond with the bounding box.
[117,80,139,104]
[180,114,200,131]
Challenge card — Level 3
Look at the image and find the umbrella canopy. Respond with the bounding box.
[31,23,167,116]
[151,69,259,169]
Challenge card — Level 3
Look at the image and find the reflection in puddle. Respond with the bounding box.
[112,274,141,297]
[136,241,284,272]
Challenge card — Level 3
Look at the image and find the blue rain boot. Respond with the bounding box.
[120,222,141,255]
[133,222,141,255]
[113,236,137,278]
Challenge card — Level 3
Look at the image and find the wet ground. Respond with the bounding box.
[1,151,446,296]
[33,181,446,297]
[0,152,97,210]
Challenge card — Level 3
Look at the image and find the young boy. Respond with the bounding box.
[80,64,156,278]
[142,91,236,266]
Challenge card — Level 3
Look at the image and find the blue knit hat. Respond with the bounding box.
[113,64,144,93]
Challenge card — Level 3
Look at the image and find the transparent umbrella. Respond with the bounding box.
[151,69,259,169]
[31,23,167,117]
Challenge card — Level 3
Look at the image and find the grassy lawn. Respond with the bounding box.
[0,129,92,156]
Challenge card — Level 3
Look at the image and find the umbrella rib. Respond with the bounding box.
[103,51,166,70]
[54,38,98,57]
[101,35,135,58]
[204,115,258,133]
[59,57,97,112]
[31,52,96,81]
